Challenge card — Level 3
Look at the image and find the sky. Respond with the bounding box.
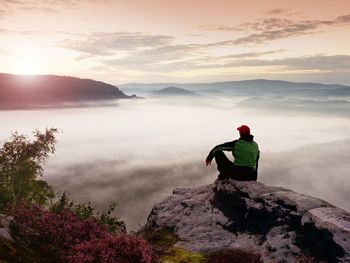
[1,0,350,84]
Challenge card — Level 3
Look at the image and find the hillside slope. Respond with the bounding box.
[0,73,134,109]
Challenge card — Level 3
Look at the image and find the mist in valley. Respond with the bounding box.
[1,95,349,230]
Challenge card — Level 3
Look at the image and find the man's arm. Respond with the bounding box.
[206,141,236,165]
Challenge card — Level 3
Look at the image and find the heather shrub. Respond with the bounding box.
[68,234,153,263]
[11,203,106,251]
[11,203,152,262]
[51,192,126,234]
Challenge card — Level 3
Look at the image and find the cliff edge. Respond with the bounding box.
[142,180,350,263]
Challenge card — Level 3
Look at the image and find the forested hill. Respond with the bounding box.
[0,73,134,109]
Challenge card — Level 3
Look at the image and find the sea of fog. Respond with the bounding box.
[1,98,349,230]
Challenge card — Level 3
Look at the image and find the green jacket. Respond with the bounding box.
[206,135,260,169]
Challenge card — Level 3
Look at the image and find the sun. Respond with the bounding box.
[14,56,42,75]
[11,42,47,75]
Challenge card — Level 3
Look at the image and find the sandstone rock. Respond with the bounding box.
[301,207,350,262]
[143,179,350,262]
[0,214,14,242]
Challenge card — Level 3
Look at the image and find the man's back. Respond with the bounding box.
[205,125,260,181]
[233,135,259,169]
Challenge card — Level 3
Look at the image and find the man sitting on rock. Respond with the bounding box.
[205,125,260,181]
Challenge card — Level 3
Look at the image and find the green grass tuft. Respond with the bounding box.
[160,248,206,263]
[143,228,178,247]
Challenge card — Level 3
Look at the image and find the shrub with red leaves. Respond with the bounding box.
[11,203,152,262]
[68,234,152,263]
[12,203,106,250]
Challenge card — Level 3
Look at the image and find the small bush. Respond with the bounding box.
[0,128,58,211]
[12,203,106,251]
[51,192,126,234]
[68,234,152,263]
[11,203,152,262]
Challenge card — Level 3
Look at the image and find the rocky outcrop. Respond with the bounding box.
[0,214,14,242]
[143,180,350,262]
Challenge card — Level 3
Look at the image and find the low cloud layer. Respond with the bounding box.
[45,139,350,231]
[261,140,350,212]
[46,158,215,230]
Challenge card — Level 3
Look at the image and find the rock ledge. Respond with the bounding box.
[143,180,350,263]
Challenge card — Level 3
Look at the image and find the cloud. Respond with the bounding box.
[230,55,350,71]
[261,140,350,212]
[137,54,350,74]
[62,26,289,62]
[0,8,6,17]
[101,48,288,72]
[168,54,350,72]
[200,14,350,45]
[46,158,214,230]
[56,23,349,76]
[0,0,107,15]
[103,44,205,68]
[199,25,242,31]
[265,8,287,15]
[206,50,285,60]
[63,32,175,56]
[264,8,300,17]
[336,14,350,23]
[0,28,81,38]
[96,45,350,75]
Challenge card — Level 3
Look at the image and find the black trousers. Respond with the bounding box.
[214,151,257,181]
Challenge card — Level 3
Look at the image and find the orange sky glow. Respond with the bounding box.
[0,0,350,84]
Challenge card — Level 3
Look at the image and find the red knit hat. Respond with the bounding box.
[237,125,250,135]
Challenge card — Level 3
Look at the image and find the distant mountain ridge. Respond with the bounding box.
[153,87,201,97]
[120,79,350,97]
[0,73,134,109]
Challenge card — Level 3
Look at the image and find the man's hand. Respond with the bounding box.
[205,159,211,166]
